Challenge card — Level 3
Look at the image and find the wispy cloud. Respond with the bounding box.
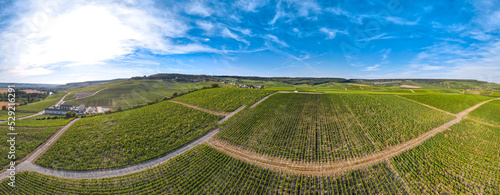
[385,16,419,25]
[185,0,213,17]
[363,64,380,71]
[319,27,347,39]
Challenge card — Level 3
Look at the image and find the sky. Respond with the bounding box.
[0,0,499,84]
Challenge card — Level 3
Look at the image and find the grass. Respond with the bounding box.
[35,100,221,170]
[400,94,494,114]
[174,88,276,112]
[64,80,214,107]
[468,99,500,126]
[1,145,407,194]
[0,126,61,167]
[15,92,66,113]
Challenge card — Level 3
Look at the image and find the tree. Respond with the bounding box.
[66,111,76,118]
[211,83,219,88]
[1,105,6,110]
[172,92,178,97]
[116,107,123,112]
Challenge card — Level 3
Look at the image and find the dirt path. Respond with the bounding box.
[0,100,248,180]
[397,95,455,116]
[169,100,228,116]
[250,92,277,108]
[65,88,107,102]
[16,92,71,120]
[206,97,499,176]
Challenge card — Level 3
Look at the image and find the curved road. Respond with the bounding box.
[0,103,246,180]
[207,97,500,176]
[1,93,495,180]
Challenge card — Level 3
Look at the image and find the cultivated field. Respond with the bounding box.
[35,101,221,170]
[468,99,500,126]
[65,80,214,107]
[217,93,454,162]
[0,126,61,167]
[392,119,500,194]
[15,92,66,113]
[0,115,73,127]
[400,94,494,114]
[1,145,407,194]
[174,88,275,112]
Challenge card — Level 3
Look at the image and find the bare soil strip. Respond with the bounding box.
[206,98,499,176]
[17,92,71,120]
[250,92,277,108]
[66,88,108,101]
[169,100,228,116]
[0,100,247,180]
[396,95,455,116]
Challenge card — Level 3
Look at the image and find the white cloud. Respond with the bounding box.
[319,27,347,39]
[185,0,213,17]
[265,34,288,47]
[363,64,380,71]
[221,27,249,45]
[236,0,268,12]
[385,16,419,25]
[0,0,218,77]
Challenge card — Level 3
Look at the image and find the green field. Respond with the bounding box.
[0,126,61,167]
[400,94,494,114]
[35,101,221,170]
[217,93,454,162]
[64,80,214,107]
[15,92,66,113]
[468,99,500,126]
[392,119,500,194]
[174,88,275,112]
[1,145,407,194]
[0,115,73,127]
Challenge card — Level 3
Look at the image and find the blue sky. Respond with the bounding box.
[0,0,499,84]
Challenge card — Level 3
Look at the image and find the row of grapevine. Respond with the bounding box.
[400,94,494,114]
[173,88,275,112]
[392,119,500,194]
[35,101,221,171]
[0,126,61,166]
[0,145,407,194]
[217,93,453,163]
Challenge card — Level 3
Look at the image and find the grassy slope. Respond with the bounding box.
[2,145,406,194]
[15,92,66,113]
[174,88,276,112]
[36,101,221,170]
[392,119,500,194]
[65,80,213,107]
[468,99,500,126]
[400,94,494,114]
[0,126,61,167]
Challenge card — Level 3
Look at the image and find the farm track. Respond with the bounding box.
[169,100,229,116]
[1,93,496,180]
[64,88,107,102]
[396,95,455,115]
[0,102,246,180]
[207,97,500,176]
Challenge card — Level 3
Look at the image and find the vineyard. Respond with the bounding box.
[467,99,500,126]
[1,145,407,194]
[35,101,221,170]
[0,126,60,167]
[173,88,275,112]
[0,115,73,127]
[66,80,213,107]
[217,93,454,162]
[400,94,494,114]
[15,92,66,113]
[392,119,500,194]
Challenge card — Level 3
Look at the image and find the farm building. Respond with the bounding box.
[44,104,85,115]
